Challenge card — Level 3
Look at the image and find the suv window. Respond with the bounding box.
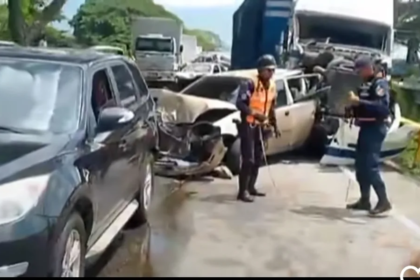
[275,79,288,106]
[126,62,148,99]
[91,69,116,120]
[111,64,137,107]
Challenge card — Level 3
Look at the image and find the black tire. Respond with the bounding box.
[225,138,241,175]
[304,125,329,157]
[50,212,87,277]
[131,155,155,225]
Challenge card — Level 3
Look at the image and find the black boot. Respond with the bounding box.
[249,189,266,197]
[237,192,254,202]
[248,168,265,197]
[346,198,371,211]
[369,200,392,216]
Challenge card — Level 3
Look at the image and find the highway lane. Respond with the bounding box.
[89,160,420,277]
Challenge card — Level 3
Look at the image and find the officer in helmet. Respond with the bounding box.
[346,56,392,215]
[235,54,281,202]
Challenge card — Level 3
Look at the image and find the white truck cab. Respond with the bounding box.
[135,34,179,83]
[291,0,394,75]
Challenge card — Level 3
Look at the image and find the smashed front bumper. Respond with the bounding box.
[155,138,227,177]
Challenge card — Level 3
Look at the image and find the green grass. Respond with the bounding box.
[391,80,420,175]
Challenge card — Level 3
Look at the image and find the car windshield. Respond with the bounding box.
[0,60,82,134]
[183,64,212,73]
[181,76,244,103]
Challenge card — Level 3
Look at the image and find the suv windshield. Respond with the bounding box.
[181,76,244,103]
[0,60,82,134]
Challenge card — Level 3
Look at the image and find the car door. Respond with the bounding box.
[123,61,156,202]
[284,75,318,150]
[266,79,294,155]
[78,65,130,239]
[107,61,148,202]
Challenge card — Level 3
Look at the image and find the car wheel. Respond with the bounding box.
[51,213,87,277]
[131,156,155,225]
[304,125,329,157]
[225,138,241,175]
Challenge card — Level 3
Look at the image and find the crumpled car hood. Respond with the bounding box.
[150,88,237,123]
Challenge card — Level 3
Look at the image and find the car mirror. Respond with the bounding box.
[96,107,134,133]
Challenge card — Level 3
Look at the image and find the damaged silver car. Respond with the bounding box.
[152,90,229,178]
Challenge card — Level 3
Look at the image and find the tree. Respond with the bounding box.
[8,0,67,45]
[70,0,219,50]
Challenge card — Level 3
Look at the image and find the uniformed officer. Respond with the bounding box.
[346,56,392,215]
[235,54,281,202]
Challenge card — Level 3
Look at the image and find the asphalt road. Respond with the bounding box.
[87,157,420,277]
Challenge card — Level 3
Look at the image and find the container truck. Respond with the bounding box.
[131,17,183,87]
[231,0,294,69]
[181,34,198,64]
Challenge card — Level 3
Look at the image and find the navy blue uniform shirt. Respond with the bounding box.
[235,79,277,127]
[355,77,390,120]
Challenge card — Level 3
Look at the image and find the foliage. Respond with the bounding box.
[396,0,420,33]
[70,0,220,50]
[7,0,67,45]
[392,81,420,175]
[184,29,222,51]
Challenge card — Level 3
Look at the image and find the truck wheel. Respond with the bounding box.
[131,156,155,225]
[225,138,241,175]
[50,213,87,277]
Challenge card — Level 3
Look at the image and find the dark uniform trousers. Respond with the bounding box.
[355,122,388,202]
[238,122,264,194]
[354,77,390,204]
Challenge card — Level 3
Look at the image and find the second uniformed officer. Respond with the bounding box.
[346,56,392,215]
[235,54,281,203]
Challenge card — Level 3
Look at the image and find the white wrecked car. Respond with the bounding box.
[153,68,418,174]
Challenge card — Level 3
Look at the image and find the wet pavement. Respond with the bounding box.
[89,160,420,277]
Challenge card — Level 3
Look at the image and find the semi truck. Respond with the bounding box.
[231,0,394,74]
[131,17,183,87]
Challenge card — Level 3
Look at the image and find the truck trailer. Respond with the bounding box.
[231,0,294,70]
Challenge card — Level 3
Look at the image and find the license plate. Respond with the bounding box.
[147,72,159,77]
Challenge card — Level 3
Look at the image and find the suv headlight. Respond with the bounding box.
[0,175,50,225]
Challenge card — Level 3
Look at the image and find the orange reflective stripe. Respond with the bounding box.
[246,76,276,124]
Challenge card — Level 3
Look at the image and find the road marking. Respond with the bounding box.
[339,166,420,237]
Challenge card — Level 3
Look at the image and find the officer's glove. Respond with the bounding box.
[253,112,267,122]
[347,91,360,105]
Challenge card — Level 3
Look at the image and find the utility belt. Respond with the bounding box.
[355,117,391,127]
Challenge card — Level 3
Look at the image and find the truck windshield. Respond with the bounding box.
[297,14,390,53]
[135,38,173,53]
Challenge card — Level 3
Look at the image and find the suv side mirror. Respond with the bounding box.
[96,107,134,133]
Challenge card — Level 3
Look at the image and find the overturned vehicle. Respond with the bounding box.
[152,68,419,177]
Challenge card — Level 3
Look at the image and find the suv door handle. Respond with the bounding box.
[285,111,289,116]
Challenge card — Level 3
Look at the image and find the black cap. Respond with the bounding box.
[354,56,372,70]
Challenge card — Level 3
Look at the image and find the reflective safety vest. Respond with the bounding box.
[246,76,276,124]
